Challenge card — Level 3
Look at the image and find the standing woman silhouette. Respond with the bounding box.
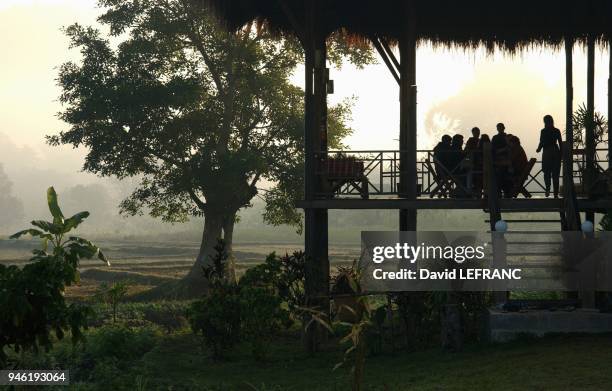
[536,115,563,198]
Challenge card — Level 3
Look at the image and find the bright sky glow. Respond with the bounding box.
[1,0,610,176]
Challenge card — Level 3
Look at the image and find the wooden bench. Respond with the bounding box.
[323,157,369,199]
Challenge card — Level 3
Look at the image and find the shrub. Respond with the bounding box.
[188,285,242,359]
[94,281,130,323]
[141,302,189,333]
[189,248,303,360]
[240,251,306,318]
[1,187,108,367]
[239,287,290,361]
[86,324,160,362]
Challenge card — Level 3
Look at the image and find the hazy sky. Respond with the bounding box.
[1,0,611,194]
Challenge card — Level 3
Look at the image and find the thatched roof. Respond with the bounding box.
[198,0,612,50]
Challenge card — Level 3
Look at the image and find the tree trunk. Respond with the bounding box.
[222,215,237,283]
[184,209,237,290]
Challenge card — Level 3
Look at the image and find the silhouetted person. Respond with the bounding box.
[465,127,481,191]
[465,127,481,155]
[479,134,491,194]
[537,114,562,198]
[433,134,453,177]
[491,123,511,197]
[449,134,465,173]
[508,134,528,196]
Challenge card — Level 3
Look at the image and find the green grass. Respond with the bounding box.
[132,332,612,390]
[6,303,612,390]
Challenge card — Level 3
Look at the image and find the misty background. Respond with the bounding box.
[1,0,610,243]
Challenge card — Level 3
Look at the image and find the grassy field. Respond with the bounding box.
[13,325,612,390]
[139,333,612,390]
[3,239,612,390]
[0,238,360,301]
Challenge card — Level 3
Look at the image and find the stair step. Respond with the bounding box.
[484,209,562,213]
[487,230,563,234]
[485,219,561,223]
[505,252,562,256]
[505,241,563,245]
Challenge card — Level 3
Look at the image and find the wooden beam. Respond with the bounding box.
[380,38,400,72]
[372,37,400,85]
[296,198,612,211]
[398,1,417,231]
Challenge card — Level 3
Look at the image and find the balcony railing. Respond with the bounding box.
[313,149,610,199]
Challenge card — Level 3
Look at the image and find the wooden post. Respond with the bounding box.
[586,34,596,224]
[565,37,574,150]
[399,0,417,231]
[303,1,329,353]
[581,33,596,307]
[562,38,581,231]
[609,39,612,168]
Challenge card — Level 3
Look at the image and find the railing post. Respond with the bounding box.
[562,141,581,231]
[483,141,500,230]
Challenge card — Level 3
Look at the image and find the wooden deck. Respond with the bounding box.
[297,197,612,211]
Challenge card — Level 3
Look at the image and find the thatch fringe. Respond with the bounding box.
[196,0,612,52]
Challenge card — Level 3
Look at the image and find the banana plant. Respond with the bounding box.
[1,187,109,366]
[10,187,109,268]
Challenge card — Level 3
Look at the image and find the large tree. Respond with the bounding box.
[50,0,373,289]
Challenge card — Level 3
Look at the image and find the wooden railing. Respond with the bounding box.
[313,148,609,199]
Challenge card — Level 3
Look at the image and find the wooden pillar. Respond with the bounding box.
[565,37,574,149]
[562,37,581,231]
[586,34,596,224]
[609,39,612,167]
[303,0,329,352]
[399,1,417,231]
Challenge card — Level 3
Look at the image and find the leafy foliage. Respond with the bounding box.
[189,248,300,359]
[572,103,608,149]
[201,239,229,286]
[188,285,242,359]
[94,281,130,324]
[1,187,108,367]
[239,287,291,361]
[240,251,306,317]
[49,0,369,237]
[333,271,369,391]
[599,211,612,231]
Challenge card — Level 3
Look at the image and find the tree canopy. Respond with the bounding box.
[49,0,373,282]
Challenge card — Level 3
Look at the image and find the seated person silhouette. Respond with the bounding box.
[433,134,453,177]
[508,134,528,196]
[448,134,465,174]
[508,135,528,177]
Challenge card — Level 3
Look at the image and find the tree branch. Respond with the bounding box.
[187,188,207,211]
